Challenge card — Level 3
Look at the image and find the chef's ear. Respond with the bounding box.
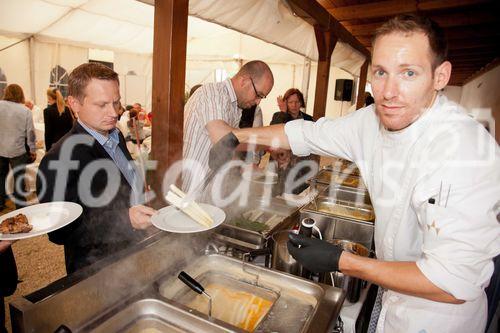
[433,61,451,91]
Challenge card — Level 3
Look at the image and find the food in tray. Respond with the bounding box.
[317,202,375,221]
[230,209,285,233]
[316,170,364,188]
[332,173,363,188]
[0,213,33,234]
[187,283,273,332]
[232,217,269,232]
[330,158,360,176]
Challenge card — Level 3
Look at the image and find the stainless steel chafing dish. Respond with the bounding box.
[324,157,361,176]
[300,196,375,250]
[312,198,375,222]
[10,232,345,333]
[312,169,366,190]
[214,197,301,251]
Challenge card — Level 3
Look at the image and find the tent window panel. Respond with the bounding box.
[49,65,69,98]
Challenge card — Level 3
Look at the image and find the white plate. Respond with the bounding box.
[151,203,225,234]
[0,202,83,240]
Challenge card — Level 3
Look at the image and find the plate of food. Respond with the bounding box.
[151,185,226,233]
[0,202,83,240]
[152,203,225,234]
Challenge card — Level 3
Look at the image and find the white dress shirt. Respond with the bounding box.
[285,94,500,332]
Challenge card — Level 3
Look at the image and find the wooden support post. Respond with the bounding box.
[150,0,188,205]
[313,24,338,120]
[356,60,369,110]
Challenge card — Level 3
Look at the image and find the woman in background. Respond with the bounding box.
[43,88,73,151]
[270,88,313,124]
[269,88,314,195]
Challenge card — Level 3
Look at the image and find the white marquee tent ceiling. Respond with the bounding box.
[0,0,365,74]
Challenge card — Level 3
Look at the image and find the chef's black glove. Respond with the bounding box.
[208,132,240,171]
[287,233,343,273]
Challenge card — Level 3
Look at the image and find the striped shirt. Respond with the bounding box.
[0,100,36,158]
[182,79,242,191]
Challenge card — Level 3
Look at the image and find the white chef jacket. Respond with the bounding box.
[285,95,500,333]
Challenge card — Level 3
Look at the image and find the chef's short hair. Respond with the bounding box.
[68,63,119,102]
[236,60,274,84]
[372,14,448,69]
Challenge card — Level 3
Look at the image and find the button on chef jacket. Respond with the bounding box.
[285,94,500,333]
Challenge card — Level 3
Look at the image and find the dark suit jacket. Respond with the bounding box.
[37,123,144,273]
[270,111,313,125]
[43,104,74,151]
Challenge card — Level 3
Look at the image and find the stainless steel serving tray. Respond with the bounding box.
[87,298,235,333]
[312,169,366,190]
[300,198,375,250]
[324,158,360,176]
[305,197,375,222]
[214,197,301,250]
[158,254,345,333]
[318,184,372,206]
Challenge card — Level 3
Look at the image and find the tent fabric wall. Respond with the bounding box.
[0,36,32,99]
[33,40,88,106]
[0,0,366,75]
[0,0,360,122]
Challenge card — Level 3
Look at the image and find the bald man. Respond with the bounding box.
[182,60,274,192]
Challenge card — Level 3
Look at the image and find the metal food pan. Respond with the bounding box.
[158,254,345,333]
[318,185,372,206]
[324,159,360,176]
[166,272,279,332]
[299,209,374,250]
[86,298,234,333]
[305,198,375,222]
[214,198,300,251]
[313,169,366,189]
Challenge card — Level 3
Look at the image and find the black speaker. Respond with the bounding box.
[334,79,353,101]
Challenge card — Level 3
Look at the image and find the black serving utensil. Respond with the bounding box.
[178,271,212,317]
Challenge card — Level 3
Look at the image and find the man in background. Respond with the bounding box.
[182,60,273,191]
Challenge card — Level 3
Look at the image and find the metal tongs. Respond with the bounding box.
[178,271,212,318]
[181,169,216,206]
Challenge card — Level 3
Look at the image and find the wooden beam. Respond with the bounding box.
[287,0,370,58]
[419,0,492,11]
[356,60,369,110]
[448,48,500,57]
[444,25,500,40]
[313,24,338,120]
[325,0,415,21]
[323,0,491,22]
[150,0,188,205]
[462,58,500,85]
[448,39,498,50]
[344,11,498,36]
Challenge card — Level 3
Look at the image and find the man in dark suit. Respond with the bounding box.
[37,63,156,274]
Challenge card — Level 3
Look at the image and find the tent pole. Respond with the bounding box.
[150,0,189,206]
[301,57,311,108]
[355,60,369,110]
[29,37,36,103]
[312,24,337,120]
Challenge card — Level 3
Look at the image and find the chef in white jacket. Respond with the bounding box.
[208,14,500,333]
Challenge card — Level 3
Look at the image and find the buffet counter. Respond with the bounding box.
[10,230,345,333]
